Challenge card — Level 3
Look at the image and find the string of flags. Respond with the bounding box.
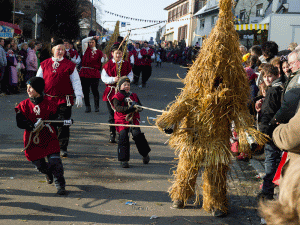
[104,10,167,23]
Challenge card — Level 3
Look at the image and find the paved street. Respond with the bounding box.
[0,63,264,225]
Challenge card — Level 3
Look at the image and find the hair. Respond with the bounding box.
[63,39,70,44]
[0,38,4,42]
[262,63,279,77]
[111,42,123,52]
[261,41,279,59]
[28,39,36,49]
[259,158,300,225]
[271,57,280,67]
[279,56,290,77]
[288,42,298,51]
[239,45,248,54]
[289,49,300,61]
[250,45,262,56]
[245,55,259,68]
[4,39,11,50]
[135,42,140,48]
[21,42,28,49]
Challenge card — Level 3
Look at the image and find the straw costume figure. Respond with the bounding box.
[156,0,268,216]
[103,21,120,59]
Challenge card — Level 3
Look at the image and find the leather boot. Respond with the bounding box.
[85,106,91,113]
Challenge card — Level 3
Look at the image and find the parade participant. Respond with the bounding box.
[112,76,151,168]
[101,42,133,143]
[131,43,143,85]
[36,39,83,157]
[80,36,106,113]
[63,39,80,65]
[138,41,155,87]
[15,77,69,195]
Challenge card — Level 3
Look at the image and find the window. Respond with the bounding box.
[256,4,263,17]
[211,15,218,26]
[240,9,246,23]
[183,3,188,15]
[168,11,171,22]
[200,18,205,29]
[178,25,188,41]
[180,5,183,17]
[172,9,176,21]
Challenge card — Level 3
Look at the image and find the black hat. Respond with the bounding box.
[111,42,122,52]
[88,30,96,37]
[117,76,130,90]
[26,77,45,95]
[52,39,64,48]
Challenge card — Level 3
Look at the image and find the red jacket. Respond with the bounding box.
[79,47,103,79]
[113,91,140,132]
[130,49,142,66]
[41,58,76,106]
[15,98,60,161]
[102,60,132,102]
[140,48,154,66]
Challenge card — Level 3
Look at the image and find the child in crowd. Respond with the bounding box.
[15,77,72,195]
[257,64,284,200]
[101,43,133,143]
[112,76,151,168]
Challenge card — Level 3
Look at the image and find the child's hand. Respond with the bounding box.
[114,77,119,83]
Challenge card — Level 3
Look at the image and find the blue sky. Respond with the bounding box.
[92,0,176,41]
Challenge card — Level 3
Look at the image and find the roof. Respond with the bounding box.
[164,0,188,10]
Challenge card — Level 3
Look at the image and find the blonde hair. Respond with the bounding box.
[288,42,298,51]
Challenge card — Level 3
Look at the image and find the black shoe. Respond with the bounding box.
[172,200,184,208]
[109,133,116,143]
[121,161,129,168]
[45,173,53,184]
[95,106,99,112]
[142,83,146,88]
[211,209,227,217]
[116,133,120,143]
[57,187,67,195]
[61,150,68,157]
[143,155,150,164]
[257,191,274,200]
[85,106,91,113]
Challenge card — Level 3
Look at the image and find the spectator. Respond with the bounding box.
[271,49,300,125]
[5,39,18,94]
[26,41,38,82]
[239,45,248,56]
[18,43,28,67]
[257,64,284,200]
[39,42,52,63]
[0,38,7,93]
[288,42,298,52]
[250,45,262,57]
[261,41,279,63]
[260,107,300,225]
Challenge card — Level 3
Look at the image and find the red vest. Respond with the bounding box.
[140,48,154,66]
[112,92,140,132]
[15,98,60,161]
[79,47,103,79]
[131,49,142,66]
[41,58,76,106]
[64,49,76,59]
[102,60,132,102]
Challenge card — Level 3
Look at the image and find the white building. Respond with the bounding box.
[193,0,219,47]
[163,0,206,46]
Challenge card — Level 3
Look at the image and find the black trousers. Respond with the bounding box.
[56,104,72,152]
[141,65,152,84]
[106,101,116,135]
[32,153,65,189]
[132,65,142,84]
[80,77,100,107]
[118,127,151,162]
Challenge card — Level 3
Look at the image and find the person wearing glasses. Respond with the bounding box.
[270,49,300,125]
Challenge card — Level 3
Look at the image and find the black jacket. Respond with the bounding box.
[259,78,284,137]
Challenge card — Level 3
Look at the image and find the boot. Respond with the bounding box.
[85,106,91,113]
[45,173,53,184]
[95,105,99,112]
[94,100,99,112]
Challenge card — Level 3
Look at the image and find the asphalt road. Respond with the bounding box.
[0,63,263,225]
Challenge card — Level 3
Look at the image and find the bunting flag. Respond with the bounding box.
[104,10,167,23]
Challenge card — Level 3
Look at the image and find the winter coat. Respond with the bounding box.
[259,78,284,137]
[26,48,38,71]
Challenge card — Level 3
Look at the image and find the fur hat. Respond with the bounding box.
[26,77,45,95]
[117,76,130,91]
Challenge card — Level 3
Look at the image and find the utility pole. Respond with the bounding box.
[90,0,94,31]
[13,0,16,24]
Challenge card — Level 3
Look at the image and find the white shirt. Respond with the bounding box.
[36,57,83,98]
[101,59,133,84]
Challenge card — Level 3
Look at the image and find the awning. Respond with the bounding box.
[235,24,268,31]
[0,21,22,35]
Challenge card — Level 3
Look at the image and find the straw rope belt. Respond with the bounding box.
[45,94,73,106]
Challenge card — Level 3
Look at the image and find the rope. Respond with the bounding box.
[134,105,165,113]
[21,122,45,152]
